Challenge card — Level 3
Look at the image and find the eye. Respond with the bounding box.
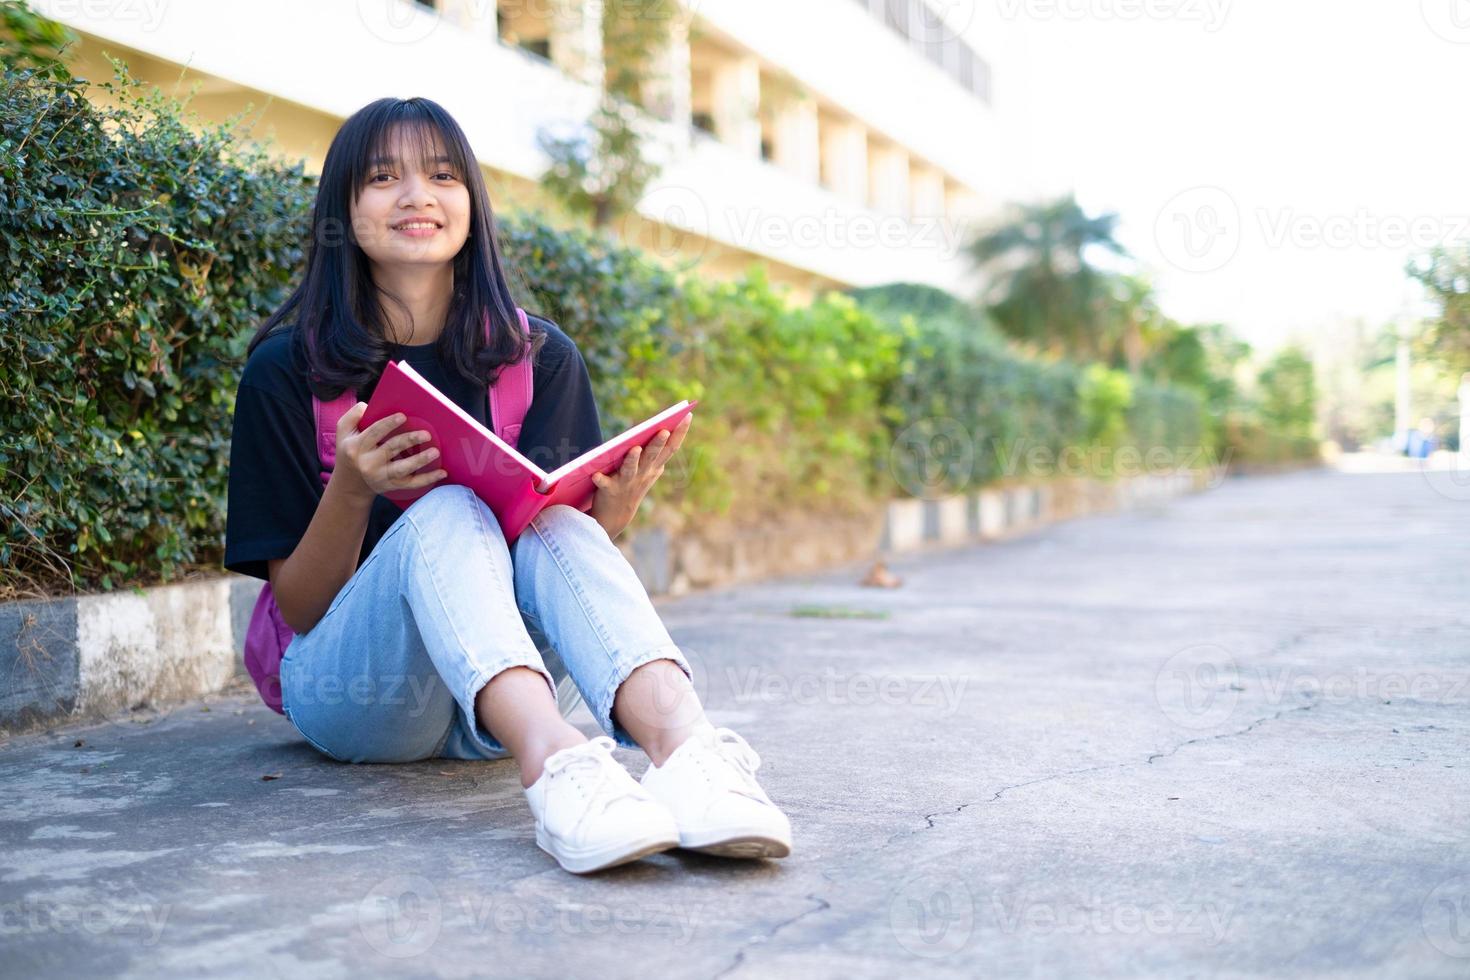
[433,171,458,181]
[369,172,394,183]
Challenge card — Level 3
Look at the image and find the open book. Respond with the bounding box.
[360,359,697,543]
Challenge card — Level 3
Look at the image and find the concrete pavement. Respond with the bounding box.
[0,469,1466,977]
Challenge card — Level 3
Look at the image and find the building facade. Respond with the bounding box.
[34,0,1032,301]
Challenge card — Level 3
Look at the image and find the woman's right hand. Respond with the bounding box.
[331,402,448,502]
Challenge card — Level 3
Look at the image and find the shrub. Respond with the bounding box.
[497,210,685,431]
[0,62,312,597]
[1126,379,1207,461]
[655,270,904,520]
[856,289,1211,494]
[500,220,903,523]
[878,310,1089,494]
[1079,363,1133,447]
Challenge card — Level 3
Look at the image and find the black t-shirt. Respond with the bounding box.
[223,315,603,582]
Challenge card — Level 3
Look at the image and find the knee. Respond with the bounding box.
[411,483,478,518]
[406,485,505,543]
[532,503,599,534]
[513,504,604,578]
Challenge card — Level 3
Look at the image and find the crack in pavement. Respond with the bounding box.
[1143,702,1317,765]
[710,891,833,980]
[884,701,1323,848]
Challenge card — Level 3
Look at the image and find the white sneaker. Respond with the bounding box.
[639,726,793,859]
[523,735,681,874]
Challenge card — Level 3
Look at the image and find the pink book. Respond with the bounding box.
[360,359,697,543]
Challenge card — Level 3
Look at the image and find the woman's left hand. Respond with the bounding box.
[589,414,693,539]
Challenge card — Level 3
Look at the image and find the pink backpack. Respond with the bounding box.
[242,307,536,714]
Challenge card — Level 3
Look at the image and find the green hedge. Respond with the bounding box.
[501,218,903,521]
[1126,379,1207,461]
[497,211,684,430]
[1,62,1221,597]
[856,288,1212,494]
[658,270,903,518]
[1,63,312,596]
[1222,419,1319,467]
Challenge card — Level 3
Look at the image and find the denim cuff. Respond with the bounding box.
[456,659,561,757]
[592,644,694,750]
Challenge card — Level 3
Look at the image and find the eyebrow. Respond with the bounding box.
[368,155,454,168]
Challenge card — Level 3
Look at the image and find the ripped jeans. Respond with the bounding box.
[279,484,693,763]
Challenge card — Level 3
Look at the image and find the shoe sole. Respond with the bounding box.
[535,825,681,874]
[679,829,792,859]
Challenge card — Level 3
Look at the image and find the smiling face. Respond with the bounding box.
[348,122,472,275]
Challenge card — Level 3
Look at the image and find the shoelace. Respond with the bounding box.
[694,727,765,800]
[544,736,645,829]
[711,727,762,777]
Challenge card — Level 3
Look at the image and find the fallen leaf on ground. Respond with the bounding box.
[860,559,903,588]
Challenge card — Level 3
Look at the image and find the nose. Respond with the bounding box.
[396,171,437,210]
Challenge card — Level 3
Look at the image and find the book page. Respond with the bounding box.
[537,400,693,492]
[395,361,551,483]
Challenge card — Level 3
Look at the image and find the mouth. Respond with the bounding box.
[391,218,443,233]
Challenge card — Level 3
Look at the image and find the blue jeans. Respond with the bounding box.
[279,484,693,764]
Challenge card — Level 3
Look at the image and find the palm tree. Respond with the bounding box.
[1106,272,1164,373]
[965,194,1129,361]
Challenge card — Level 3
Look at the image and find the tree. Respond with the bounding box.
[1145,322,1210,390]
[1407,246,1470,375]
[1101,272,1167,372]
[536,0,681,232]
[1257,346,1317,441]
[537,96,660,231]
[964,193,1129,362]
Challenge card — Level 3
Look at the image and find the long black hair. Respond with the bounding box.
[246,97,544,399]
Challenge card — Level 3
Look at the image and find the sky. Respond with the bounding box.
[985,0,1470,351]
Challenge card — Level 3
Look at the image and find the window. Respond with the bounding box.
[856,0,992,105]
[519,38,551,61]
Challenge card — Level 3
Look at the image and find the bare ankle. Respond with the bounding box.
[644,718,716,768]
[518,724,586,788]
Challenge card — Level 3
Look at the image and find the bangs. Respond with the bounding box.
[351,109,472,194]
[259,94,536,393]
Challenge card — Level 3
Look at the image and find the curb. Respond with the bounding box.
[880,471,1205,553]
[0,470,1215,735]
[2,577,262,736]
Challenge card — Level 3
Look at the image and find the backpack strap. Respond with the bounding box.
[308,306,537,482]
[314,390,355,485]
[491,307,535,448]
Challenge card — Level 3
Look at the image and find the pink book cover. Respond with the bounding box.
[359,359,698,543]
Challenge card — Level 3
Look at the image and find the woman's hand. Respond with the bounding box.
[330,402,448,503]
[589,414,693,539]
